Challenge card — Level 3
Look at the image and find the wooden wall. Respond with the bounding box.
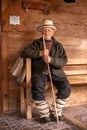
[0,0,3,113]
[1,0,87,112]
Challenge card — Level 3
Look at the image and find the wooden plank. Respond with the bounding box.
[20,85,26,114]
[68,75,87,84]
[67,59,87,65]
[64,114,87,130]
[0,0,3,113]
[2,0,8,11]
[58,37,87,46]
[26,58,32,119]
[64,65,87,75]
[1,33,9,112]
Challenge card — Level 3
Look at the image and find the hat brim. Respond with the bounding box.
[37,25,58,32]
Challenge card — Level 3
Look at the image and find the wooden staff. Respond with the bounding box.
[43,35,59,124]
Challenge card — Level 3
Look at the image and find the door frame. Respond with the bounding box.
[0,0,3,113]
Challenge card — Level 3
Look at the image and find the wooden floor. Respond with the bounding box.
[0,104,87,130]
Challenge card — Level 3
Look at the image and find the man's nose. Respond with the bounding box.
[46,30,49,34]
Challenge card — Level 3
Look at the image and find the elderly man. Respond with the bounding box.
[21,19,71,123]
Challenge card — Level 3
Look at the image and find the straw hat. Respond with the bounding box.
[37,19,58,32]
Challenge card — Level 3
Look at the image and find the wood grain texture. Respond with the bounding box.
[1,0,87,111]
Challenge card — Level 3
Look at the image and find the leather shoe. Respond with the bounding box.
[37,116,51,123]
[59,115,64,121]
[50,111,64,121]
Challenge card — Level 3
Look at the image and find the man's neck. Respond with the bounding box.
[45,39,52,42]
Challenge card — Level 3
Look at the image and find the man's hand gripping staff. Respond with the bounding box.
[40,46,51,64]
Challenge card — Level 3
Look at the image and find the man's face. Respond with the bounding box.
[42,28,54,40]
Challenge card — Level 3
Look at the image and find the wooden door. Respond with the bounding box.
[0,0,3,113]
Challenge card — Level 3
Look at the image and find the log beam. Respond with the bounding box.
[64,114,87,130]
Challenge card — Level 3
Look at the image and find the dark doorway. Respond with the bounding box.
[64,0,75,3]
